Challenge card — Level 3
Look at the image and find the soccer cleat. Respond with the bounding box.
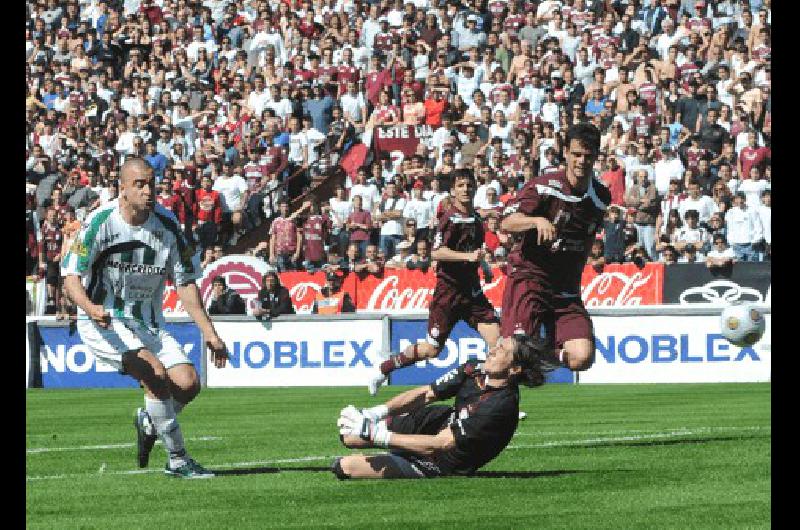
[367,369,387,397]
[518,411,528,420]
[164,458,215,479]
[134,407,158,468]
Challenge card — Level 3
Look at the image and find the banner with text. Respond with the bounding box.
[206,319,384,387]
[373,125,434,172]
[662,262,771,305]
[36,322,202,388]
[580,313,771,383]
[162,258,668,313]
[389,318,574,386]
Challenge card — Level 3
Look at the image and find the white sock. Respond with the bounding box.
[145,396,189,467]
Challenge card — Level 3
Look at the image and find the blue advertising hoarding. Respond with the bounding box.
[37,323,202,388]
[389,318,574,385]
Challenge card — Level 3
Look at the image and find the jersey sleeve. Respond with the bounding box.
[502,181,543,218]
[429,363,468,400]
[429,361,479,400]
[431,214,452,251]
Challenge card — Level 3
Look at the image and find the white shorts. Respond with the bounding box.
[77,318,192,373]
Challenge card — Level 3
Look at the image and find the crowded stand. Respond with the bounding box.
[25,0,771,316]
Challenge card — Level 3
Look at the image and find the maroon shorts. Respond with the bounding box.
[500,274,593,348]
[426,282,498,349]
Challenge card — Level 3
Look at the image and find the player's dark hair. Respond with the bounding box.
[565,123,601,153]
[452,168,476,186]
[510,334,552,388]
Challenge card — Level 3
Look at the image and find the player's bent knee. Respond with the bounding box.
[564,344,595,371]
[331,457,351,480]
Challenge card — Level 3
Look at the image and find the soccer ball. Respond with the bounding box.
[720,303,766,347]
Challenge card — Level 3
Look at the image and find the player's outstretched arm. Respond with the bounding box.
[501,214,556,245]
[176,282,228,368]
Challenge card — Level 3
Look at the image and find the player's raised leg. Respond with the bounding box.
[367,289,459,395]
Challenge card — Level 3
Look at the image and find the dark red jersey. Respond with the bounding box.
[301,213,330,262]
[432,206,485,290]
[39,221,63,262]
[502,170,610,296]
[261,145,288,176]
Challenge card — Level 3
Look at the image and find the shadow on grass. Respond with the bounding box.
[213,467,590,479]
[213,466,331,476]
[469,469,586,479]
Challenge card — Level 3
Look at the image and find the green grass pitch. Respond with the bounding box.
[27,383,770,529]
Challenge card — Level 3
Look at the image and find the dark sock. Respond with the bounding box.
[379,353,412,375]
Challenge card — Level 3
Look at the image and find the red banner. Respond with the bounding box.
[278,263,664,311]
[580,262,664,306]
[373,125,434,170]
[163,260,664,313]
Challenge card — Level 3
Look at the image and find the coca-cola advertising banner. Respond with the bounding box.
[164,256,666,314]
[662,262,771,305]
[580,263,664,307]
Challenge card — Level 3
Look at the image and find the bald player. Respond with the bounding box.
[62,158,229,479]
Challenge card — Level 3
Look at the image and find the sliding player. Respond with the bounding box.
[335,334,547,479]
[365,169,500,395]
[62,158,229,479]
[500,123,610,374]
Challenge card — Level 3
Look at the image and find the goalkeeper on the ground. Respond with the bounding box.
[333,334,548,479]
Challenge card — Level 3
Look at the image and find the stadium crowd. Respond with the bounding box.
[26,0,771,316]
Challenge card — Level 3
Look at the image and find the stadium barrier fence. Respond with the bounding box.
[27,305,770,389]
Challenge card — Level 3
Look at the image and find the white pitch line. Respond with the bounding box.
[26,436,222,454]
[26,454,335,481]
[26,426,769,482]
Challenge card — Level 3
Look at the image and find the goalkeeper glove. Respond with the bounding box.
[361,404,389,422]
[337,405,392,448]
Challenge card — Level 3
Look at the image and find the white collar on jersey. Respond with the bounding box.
[536,177,608,210]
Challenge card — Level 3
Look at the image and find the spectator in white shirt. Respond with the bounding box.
[737,165,770,210]
[402,183,433,241]
[340,81,367,130]
[679,180,719,225]
[329,184,354,256]
[705,234,736,270]
[473,166,503,209]
[725,193,763,262]
[673,209,709,253]
[374,181,407,259]
[349,167,381,213]
[653,145,685,196]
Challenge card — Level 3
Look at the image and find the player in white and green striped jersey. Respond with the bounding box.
[62,158,229,479]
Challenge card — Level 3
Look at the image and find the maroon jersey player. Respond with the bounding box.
[366,170,501,396]
[500,123,611,373]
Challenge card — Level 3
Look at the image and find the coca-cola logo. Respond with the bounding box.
[366,275,435,311]
[582,271,653,307]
